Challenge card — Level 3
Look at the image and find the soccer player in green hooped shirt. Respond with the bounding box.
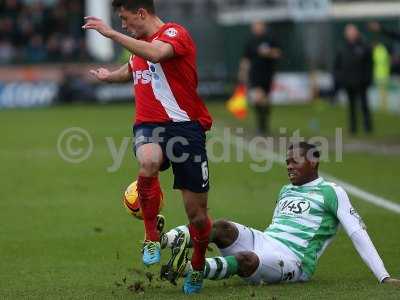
[160,142,400,289]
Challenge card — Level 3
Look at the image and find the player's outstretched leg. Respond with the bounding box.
[160,219,236,250]
[160,225,191,250]
[156,214,166,236]
[161,220,240,286]
[202,220,249,281]
[160,229,191,285]
[203,252,258,280]
[203,220,260,282]
[178,255,241,282]
[162,220,258,285]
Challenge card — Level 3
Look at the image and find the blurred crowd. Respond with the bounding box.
[0,0,88,64]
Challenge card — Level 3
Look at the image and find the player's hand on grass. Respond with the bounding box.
[89,68,112,82]
[382,277,400,286]
[82,16,114,38]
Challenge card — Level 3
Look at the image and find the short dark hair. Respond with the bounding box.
[288,142,320,159]
[112,0,155,14]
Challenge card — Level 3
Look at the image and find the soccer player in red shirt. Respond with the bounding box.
[83,0,212,294]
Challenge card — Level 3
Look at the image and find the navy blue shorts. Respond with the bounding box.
[133,121,210,193]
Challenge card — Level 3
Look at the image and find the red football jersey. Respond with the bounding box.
[128,23,213,131]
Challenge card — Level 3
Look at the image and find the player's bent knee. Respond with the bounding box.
[139,160,162,176]
[235,252,260,278]
[213,220,238,249]
[137,153,164,176]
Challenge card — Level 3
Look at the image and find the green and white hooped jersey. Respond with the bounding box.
[265,177,365,277]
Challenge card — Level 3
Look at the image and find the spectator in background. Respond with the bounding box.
[368,21,400,76]
[369,21,400,42]
[372,41,391,112]
[0,0,88,64]
[26,34,46,62]
[238,21,281,136]
[334,24,373,135]
[0,38,14,63]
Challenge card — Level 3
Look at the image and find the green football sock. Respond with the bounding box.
[203,256,239,280]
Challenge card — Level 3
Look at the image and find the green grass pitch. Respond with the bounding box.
[0,102,399,299]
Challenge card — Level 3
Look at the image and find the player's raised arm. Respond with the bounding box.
[82,16,174,63]
[111,32,174,63]
[332,186,395,283]
[89,63,132,83]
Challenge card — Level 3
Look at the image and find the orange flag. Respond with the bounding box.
[226,84,248,120]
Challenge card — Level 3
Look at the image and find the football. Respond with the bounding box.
[122,181,164,220]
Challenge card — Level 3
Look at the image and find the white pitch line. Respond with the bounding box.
[319,173,400,214]
[214,128,400,214]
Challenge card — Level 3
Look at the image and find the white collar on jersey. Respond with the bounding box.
[289,177,323,188]
[300,177,323,187]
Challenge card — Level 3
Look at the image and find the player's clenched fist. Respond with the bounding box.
[89,68,112,82]
[82,16,114,38]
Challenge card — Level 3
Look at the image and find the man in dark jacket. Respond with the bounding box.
[335,24,373,135]
[239,21,281,135]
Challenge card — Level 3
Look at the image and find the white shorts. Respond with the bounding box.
[219,222,309,284]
